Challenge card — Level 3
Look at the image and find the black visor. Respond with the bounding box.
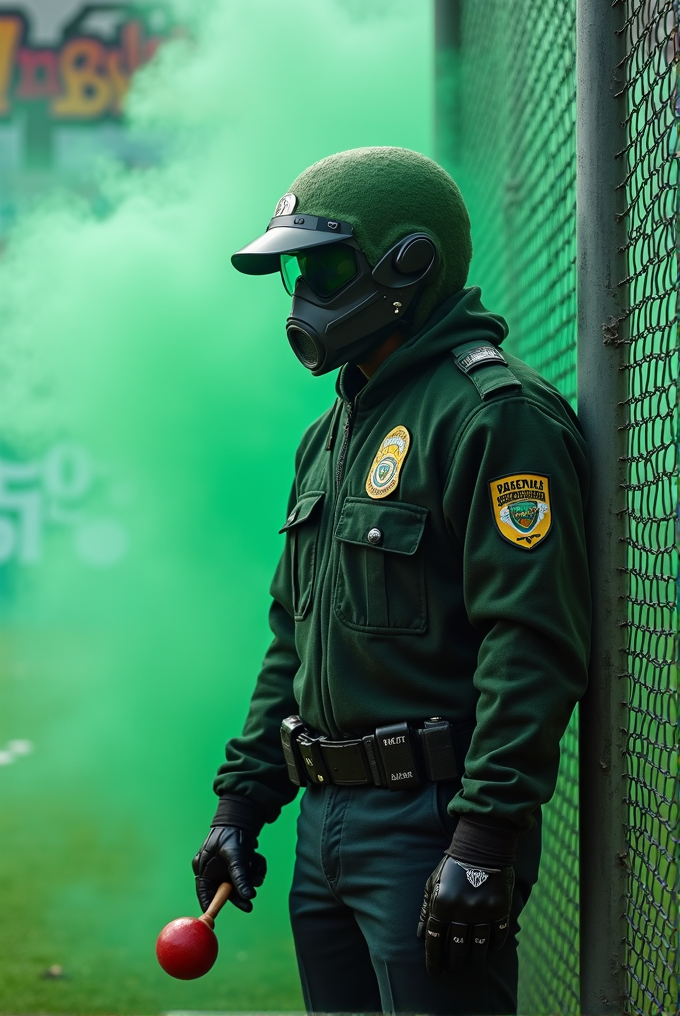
[231,214,355,275]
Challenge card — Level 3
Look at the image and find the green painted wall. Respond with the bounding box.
[0,3,433,1012]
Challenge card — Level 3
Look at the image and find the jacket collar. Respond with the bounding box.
[335,286,509,410]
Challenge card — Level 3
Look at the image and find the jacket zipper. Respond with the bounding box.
[335,401,355,495]
[316,398,355,738]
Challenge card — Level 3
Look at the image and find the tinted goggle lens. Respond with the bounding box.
[281,244,357,297]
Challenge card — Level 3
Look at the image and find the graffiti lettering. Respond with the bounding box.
[0,13,171,121]
[0,16,21,114]
[52,38,112,117]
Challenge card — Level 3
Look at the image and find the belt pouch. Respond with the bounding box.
[297,732,331,785]
[419,720,458,781]
[375,722,420,790]
[280,715,308,786]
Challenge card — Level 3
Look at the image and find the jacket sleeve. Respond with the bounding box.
[212,491,301,825]
[442,394,591,830]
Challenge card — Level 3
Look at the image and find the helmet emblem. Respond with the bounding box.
[274,193,298,217]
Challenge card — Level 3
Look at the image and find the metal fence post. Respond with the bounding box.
[576,1,629,1012]
[433,0,463,166]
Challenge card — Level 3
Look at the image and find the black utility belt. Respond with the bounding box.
[280,715,473,791]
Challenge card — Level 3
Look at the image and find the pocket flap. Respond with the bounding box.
[334,497,427,555]
[279,491,325,533]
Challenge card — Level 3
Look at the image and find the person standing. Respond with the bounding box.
[192,147,590,1015]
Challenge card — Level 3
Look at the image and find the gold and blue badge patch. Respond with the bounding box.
[489,473,552,549]
[366,426,411,499]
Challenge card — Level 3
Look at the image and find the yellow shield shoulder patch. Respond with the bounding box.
[366,426,411,499]
[489,473,552,550]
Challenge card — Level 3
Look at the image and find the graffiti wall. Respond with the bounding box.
[0,2,177,235]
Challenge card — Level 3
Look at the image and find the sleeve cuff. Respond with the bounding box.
[447,814,520,869]
[212,794,266,839]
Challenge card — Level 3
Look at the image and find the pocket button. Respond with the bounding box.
[367,527,383,545]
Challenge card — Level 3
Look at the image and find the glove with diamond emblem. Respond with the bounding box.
[417,815,518,975]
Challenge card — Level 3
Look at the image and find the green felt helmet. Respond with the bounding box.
[231,147,472,374]
[288,146,472,330]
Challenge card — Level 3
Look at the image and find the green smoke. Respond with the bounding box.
[0,2,432,1013]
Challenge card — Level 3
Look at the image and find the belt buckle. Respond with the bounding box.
[319,739,372,785]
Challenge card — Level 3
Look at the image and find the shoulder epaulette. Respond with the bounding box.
[451,341,522,400]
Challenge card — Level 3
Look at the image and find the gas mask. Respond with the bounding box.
[231,202,438,376]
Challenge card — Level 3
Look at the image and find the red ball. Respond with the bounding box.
[156,917,218,980]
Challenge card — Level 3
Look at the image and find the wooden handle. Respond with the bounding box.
[198,882,232,929]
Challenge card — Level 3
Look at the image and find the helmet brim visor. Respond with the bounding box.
[231,214,354,275]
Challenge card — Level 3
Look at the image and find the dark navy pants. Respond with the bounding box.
[289,782,541,1015]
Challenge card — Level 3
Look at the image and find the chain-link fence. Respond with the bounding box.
[618,2,679,1013]
[435,1,678,1013]
[436,2,580,1011]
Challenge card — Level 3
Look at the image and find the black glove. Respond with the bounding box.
[418,855,514,974]
[417,814,520,975]
[192,796,267,914]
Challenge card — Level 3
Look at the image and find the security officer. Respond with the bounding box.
[193,147,590,1015]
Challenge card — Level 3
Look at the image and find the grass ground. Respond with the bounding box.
[0,791,304,1015]
[0,864,304,1015]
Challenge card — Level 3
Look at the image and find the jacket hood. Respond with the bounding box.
[336,286,509,409]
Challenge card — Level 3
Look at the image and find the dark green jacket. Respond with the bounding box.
[215,288,590,831]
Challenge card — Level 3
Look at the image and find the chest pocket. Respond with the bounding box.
[280,491,325,621]
[333,497,428,634]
